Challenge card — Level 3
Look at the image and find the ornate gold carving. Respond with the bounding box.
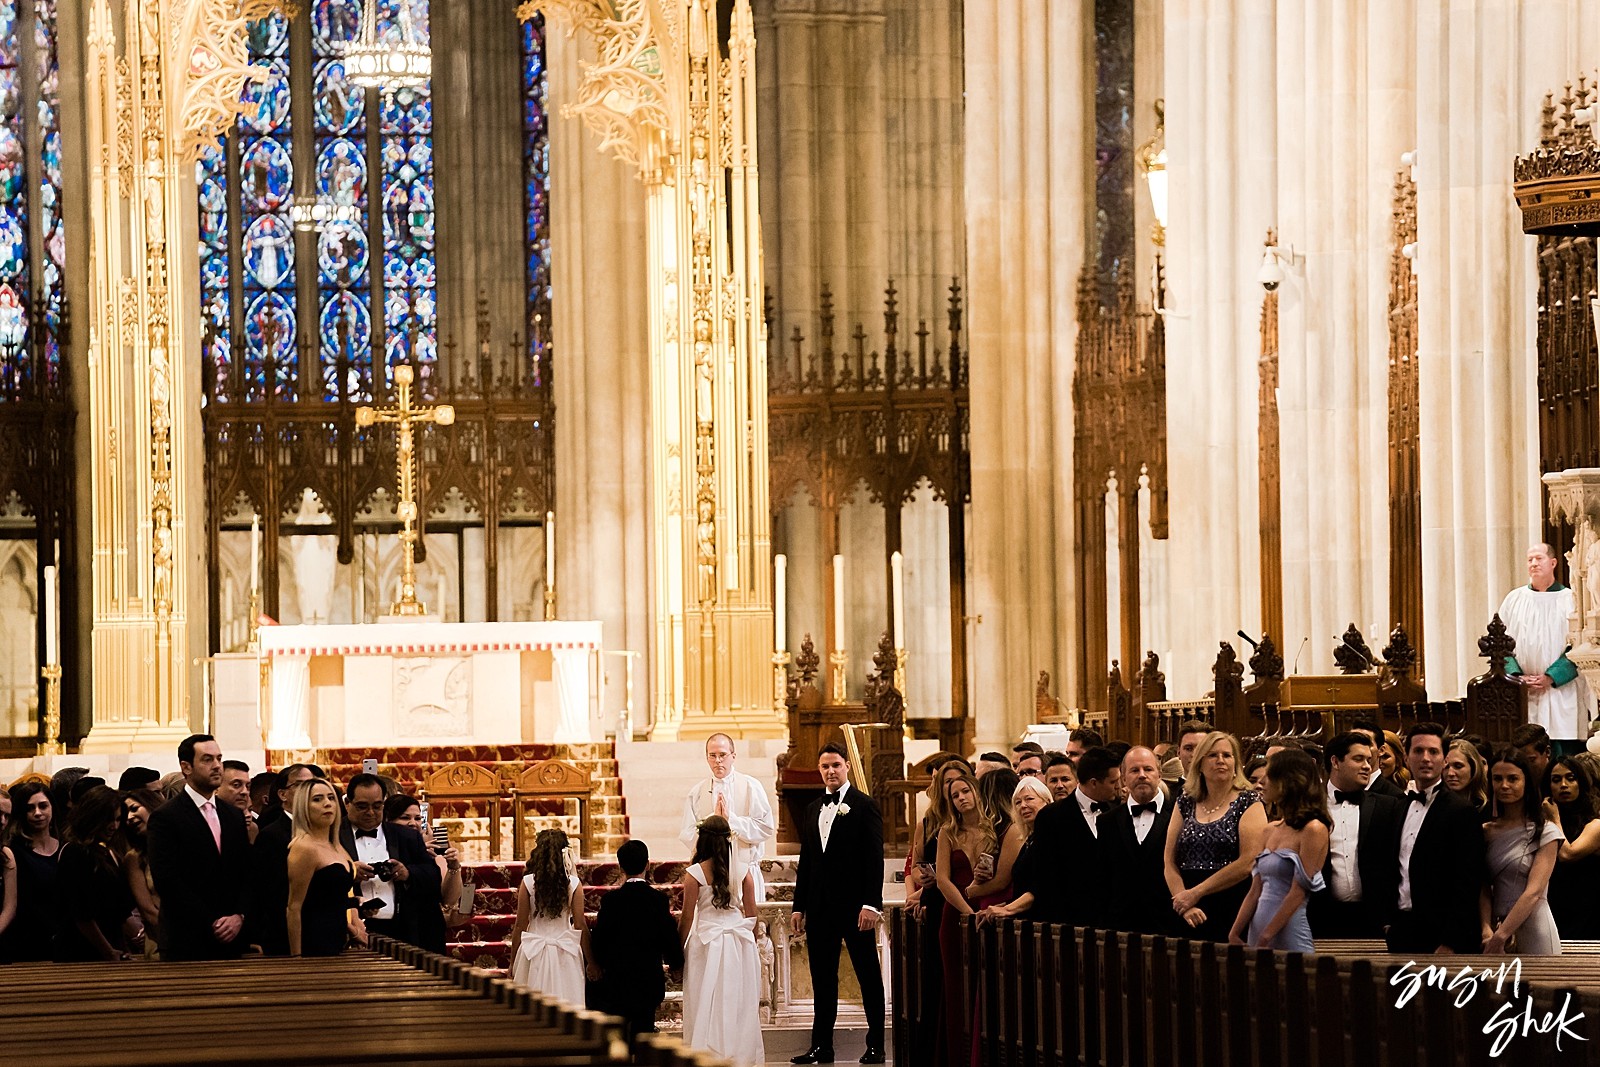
[519,0,672,177]
[114,56,134,197]
[1514,73,1600,235]
[174,0,267,164]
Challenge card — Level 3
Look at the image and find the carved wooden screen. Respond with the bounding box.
[1388,171,1424,660]
[1258,281,1283,645]
[1072,268,1168,711]
[767,282,972,753]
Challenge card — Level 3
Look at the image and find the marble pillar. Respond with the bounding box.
[546,30,655,691]
[964,0,1094,746]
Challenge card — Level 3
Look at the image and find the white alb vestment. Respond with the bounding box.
[679,769,776,902]
[1498,584,1595,738]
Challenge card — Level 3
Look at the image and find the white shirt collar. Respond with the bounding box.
[184,783,214,810]
[831,781,851,801]
[1127,790,1164,814]
[1075,788,1102,816]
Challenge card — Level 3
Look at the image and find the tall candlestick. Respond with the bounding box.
[545,511,555,591]
[890,550,905,649]
[833,554,845,652]
[43,563,58,665]
[773,554,787,652]
[249,515,261,596]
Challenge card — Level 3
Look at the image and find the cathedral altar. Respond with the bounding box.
[252,621,603,751]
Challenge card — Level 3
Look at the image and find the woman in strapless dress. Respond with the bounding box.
[286,779,363,957]
[1230,750,1330,952]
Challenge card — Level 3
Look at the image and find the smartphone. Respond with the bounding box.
[362,758,378,775]
[432,825,449,852]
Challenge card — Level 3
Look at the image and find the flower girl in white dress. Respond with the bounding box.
[679,815,764,1067]
[509,829,595,1006]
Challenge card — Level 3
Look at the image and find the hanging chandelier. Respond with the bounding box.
[341,0,431,91]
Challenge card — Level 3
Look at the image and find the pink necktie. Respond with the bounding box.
[201,799,222,851]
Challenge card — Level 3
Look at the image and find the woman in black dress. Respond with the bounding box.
[1162,731,1267,942]
[901,756,970,1067]
[3,781,60,961]
[1545,755,1600,940]
[286,778,362,957]
[54,786,134,961]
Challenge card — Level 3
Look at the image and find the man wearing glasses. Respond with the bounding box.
[345,772,443,952]
[679,733,776,900]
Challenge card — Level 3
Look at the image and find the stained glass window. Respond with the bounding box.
[0,0,64,398]
[200,0,440,405]
[522,13,550,387]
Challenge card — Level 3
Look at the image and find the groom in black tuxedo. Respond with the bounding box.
[791,743,885,1065]
[146,734,251,961]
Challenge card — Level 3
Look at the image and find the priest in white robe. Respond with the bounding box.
[679,732,776,901]
[1499,542,1595,739]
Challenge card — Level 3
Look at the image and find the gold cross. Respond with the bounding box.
[356,364,454,616]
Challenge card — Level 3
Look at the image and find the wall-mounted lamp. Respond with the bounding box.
[1400,149,1419,183]
[1401,241,1419,276]
[1136,99,1168,247]
[1259,229,1298,293]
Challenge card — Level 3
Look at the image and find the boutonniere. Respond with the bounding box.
[836,802,851,816]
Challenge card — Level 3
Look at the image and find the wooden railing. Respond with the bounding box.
[889,909,1600,1067]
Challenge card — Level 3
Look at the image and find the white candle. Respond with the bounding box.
[891,550,905,649]
[724,548,738,591]
[545,511,555,593]
[833,554,845,652]
[249,515,261,596]
[43,562,58,665]
[773,554,787,652]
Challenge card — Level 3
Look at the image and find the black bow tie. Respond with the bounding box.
[1406,789,1432,804]
[355,829,379,839]
[1088,800,1108,813]
[822,792,841,806]
[1334,790,1365,805]
[1131,802,1158,816]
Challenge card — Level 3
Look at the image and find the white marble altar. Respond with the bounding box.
[255,621,603,750]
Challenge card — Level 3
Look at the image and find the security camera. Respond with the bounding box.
[1258,250,1284,292]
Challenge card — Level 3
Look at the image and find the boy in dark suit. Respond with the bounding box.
[791,742,885,1065]
[1309,732,1404,938]
[591,839,683,1042]
[1386,722,1487,954]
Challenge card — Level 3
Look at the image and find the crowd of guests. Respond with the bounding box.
[0,734,472,962]
[901,719,1600,1067]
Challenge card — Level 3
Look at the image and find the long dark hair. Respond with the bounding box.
[1488,748,1547,840]
[7,781,50,848]
[116,787,163,855]
[1550,755,1600,840]
[1265,750,1331,830]
[65,786,124,876]
[691,814,735,910]
[527,829,570,919]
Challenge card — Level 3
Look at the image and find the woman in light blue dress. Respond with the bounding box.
[1230,749,1330,951]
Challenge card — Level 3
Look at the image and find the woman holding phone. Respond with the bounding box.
[386,794,470,935]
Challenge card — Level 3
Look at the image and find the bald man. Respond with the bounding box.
[679,732,776,901]
[1107,746,1174,934]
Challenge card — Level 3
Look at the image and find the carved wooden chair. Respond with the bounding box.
[418,761,506,860]
[510,759,594,860]
[6,771,49,792]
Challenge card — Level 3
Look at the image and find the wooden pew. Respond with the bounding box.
[893,913,1600,1067]
[0,936,728,1066]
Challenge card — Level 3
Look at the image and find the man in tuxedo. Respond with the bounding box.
[1386,722,1487,955]
[591,839,683,1040]
[1106,746,1174,934]
[1043,752,1076,800]
[1351,719,1405,798]
[1029,746,1122,927]
[146,734,251,960]
[345,773,444,953]
[790,743,885,1065]
[1308,732,1403,938]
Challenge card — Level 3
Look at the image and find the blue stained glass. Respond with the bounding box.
[238,137,293,211]
[317,220,368,283]
[243,213,295,289]
[0,7,15,67]
[313,0,363,53]
[522,13,550,387]
[0,126,21,202]
[244,291,296,359]
[247,13,289,57]
[0,213,22,279]
[316,138,366,206]
[313,60,363,133]
[240,59,291,133]
[320,290,370,355]
[201,252,229,290]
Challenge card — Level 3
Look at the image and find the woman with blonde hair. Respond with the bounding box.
[902,755,969,1065]
[285,778,362,956]
[934,768,1011,1066]
[976,775,1053,924]
[1162,731,1267,942]
[1443,740,1489,814]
